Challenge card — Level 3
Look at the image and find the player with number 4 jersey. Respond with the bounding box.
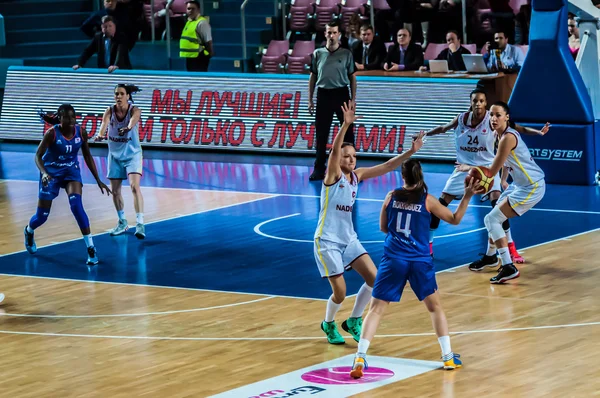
[349,159,484,379]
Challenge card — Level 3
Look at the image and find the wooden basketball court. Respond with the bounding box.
[0,148,599,397]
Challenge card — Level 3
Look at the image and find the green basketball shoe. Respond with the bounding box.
[321,321,345,345]
[341,317,363,342]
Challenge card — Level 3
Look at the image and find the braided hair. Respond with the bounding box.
[37,104,76,126]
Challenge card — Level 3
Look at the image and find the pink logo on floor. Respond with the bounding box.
[301,367,394,385]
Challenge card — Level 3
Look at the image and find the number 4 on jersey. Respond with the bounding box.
[396,213,412,237]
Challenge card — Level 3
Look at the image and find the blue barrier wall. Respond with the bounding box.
[509,0,597,185]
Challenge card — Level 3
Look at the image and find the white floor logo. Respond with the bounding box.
[209,355,440,398]
[529,148,583,161]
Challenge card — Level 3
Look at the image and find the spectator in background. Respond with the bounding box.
[180,0,213,72]
[568,13,580,60]
[383,28,424,71]
[73,16,132,72]
[80,0,140,50]
[352,24,386,71]
[419,30,471,71]
[345,13,362,49]
[484,31,524,73]
[515,0,531,45]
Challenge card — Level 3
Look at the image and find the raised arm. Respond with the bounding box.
[323,101,360,185]
[426,178,482,225]
[425,115,459,136]
[514,122,551,136]
[354,131,424,182]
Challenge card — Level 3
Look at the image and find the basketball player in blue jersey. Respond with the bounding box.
[314,101,425,345]
[457,101,547,284]
[95,84,146,239]
[349,159,484,378]
[24,104,112,265]
[424,88,549,264]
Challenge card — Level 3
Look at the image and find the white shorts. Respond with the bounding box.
[498,180,546,216]
[314,238,367,278]
[442,169,501,198]
[107,152,143,180]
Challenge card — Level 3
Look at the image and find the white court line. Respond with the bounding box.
[440,292,571,305]
[437,227,600,273]
[0,194,279,258]
[0,273,327,302]
[0,296,274,319]
[5,179,600,215]
[0,321,597,341]
[3,180,600,302]
[253,213,486,244]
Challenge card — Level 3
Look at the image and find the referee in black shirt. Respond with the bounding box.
[308,20,357,181]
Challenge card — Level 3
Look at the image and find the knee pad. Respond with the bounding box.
[502,219,510,231]
[68,193,90,230]
[430,198,449,229]
[491,199,498,207]
[30,206,50,229]
[484,206,508,242]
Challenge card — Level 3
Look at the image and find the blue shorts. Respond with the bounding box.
[372,255,437,302]
[38,166,82,201]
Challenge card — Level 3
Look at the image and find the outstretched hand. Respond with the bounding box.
[341,100,362,126]
[539,122,551,136]
[411,131,425,153]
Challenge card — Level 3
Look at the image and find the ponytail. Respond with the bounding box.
[37,104,76,126]
[392,158,428,204]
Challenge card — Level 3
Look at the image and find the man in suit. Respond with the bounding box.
[383,28,424,71]
[420,30,472,72]
[73,16,132,73]
[352,24,387,71]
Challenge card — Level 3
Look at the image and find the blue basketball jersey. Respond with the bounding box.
[42,125,83,175]
[383,190,431,261]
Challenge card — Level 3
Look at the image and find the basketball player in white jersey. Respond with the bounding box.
[424,88,549,264]
[457,101,547,283]
[95,84,146,239]
[314,100,425,344]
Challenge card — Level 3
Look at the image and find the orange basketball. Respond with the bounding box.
[466,166,495,193]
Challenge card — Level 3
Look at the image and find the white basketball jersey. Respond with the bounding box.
[314,172,358,245]
[502,127,545,187]
[454,111,496,166]
[108,105,142,160]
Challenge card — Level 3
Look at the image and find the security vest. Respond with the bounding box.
[180,16,209,58]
